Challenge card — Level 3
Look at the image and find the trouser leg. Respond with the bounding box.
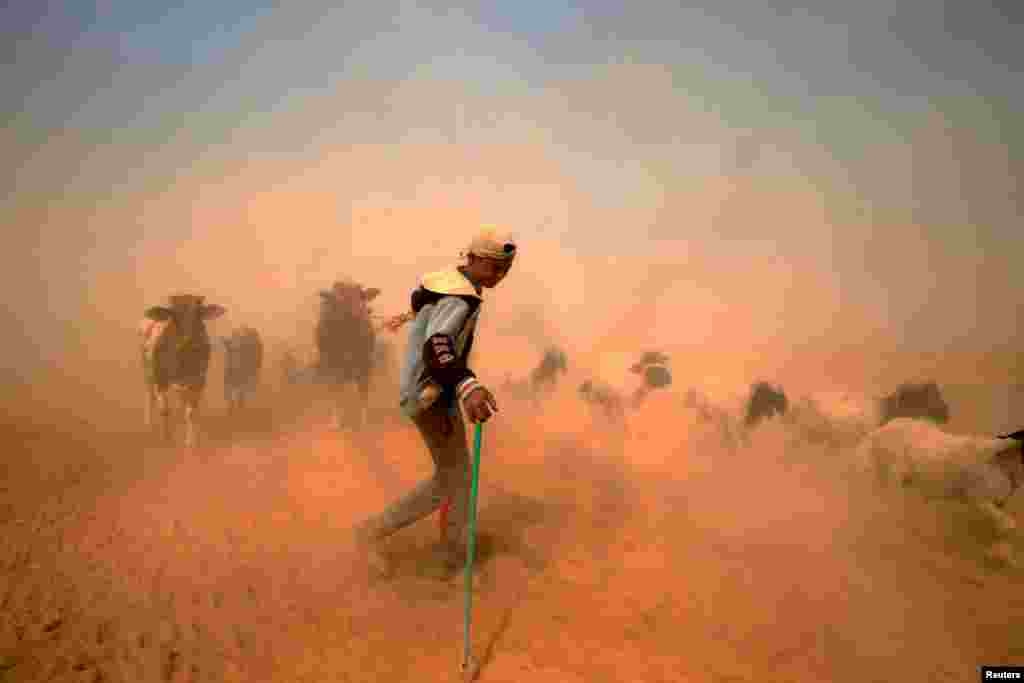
[358,402,470,555]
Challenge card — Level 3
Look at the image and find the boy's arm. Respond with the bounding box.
[422,297,480,397]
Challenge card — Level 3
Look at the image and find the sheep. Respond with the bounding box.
[784,381,951,450]
[629,351,673,408]
[855,418,1024,564]
[677,382,792,451]
[682,387,747,451]
[578,380,626,423]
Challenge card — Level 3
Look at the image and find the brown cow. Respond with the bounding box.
[139,294,226,447]
[221,325,264,416]
[315,280,381,430]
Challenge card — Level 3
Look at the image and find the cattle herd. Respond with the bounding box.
[139,282,389,444]
[138,286,1024,565]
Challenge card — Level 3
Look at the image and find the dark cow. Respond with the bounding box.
[879,381,950,426]
[744,381,789,428]
[221,326,264,415]
[139,294,226,447]
[629,351,673,408]
[315,280,381,430]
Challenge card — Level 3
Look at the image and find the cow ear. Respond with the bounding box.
[363,288,382,301]
[145,306,174,321]
[201,304,227,320]
[318,290,333,299]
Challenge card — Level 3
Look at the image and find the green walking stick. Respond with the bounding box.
[461,422,484,681]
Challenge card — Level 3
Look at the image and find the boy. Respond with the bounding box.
[353,228,517,578]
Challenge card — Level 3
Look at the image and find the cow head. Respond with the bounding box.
[631,351,670,374]
[745,381,789,427]
[319,281,381,318]
[545,347,568,373]
[145,294,226,346]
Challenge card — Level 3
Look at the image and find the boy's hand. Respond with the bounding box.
[463,386,498,423]
[381,312,414,332]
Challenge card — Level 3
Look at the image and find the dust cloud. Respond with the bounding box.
[3,12,1023,681]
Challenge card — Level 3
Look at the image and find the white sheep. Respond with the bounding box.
[785,391,881,449]
[684,383,804,452]
[782,381,951,451]
[855,418,1024,563]
[682,387,748,451]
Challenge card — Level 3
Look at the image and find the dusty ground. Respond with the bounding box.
[1,374,1022,683]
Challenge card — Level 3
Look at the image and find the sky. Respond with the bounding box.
[2,0,1021,385]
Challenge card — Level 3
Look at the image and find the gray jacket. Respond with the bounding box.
[398,292,481,418]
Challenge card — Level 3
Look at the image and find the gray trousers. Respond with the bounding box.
[361,400,471,555]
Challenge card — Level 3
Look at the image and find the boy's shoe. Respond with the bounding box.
[352,522,392,579]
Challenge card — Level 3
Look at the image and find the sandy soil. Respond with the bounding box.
[1,376,1021,683]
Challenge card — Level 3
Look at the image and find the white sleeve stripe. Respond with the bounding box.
[424,297,471,340]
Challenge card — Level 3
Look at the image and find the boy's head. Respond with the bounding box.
[463,229,517,289]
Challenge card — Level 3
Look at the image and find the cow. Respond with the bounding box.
[629,350,673,408]
[315,280,381,430]
[221,326,263,415]
[139,294,226,447]
[879,381,950,425]
[744,381,789,428]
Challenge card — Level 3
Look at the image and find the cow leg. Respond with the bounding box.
[226,385,239,417]
[145,384,172,442]
[357,377,370,430]
[631,386,649,410]
[182,386,203,449]
[976,499,1017,536]
[145,385,156,430]
[327,382,350,431]
[155,389,172,443]
[974,499,1019,567]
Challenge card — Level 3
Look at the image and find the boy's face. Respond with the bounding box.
[467,255,513,289]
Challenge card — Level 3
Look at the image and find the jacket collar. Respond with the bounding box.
[420,267,483,300]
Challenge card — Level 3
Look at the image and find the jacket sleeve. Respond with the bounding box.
[421,296,476,392]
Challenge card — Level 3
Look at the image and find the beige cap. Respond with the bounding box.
[467,228,517,261]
